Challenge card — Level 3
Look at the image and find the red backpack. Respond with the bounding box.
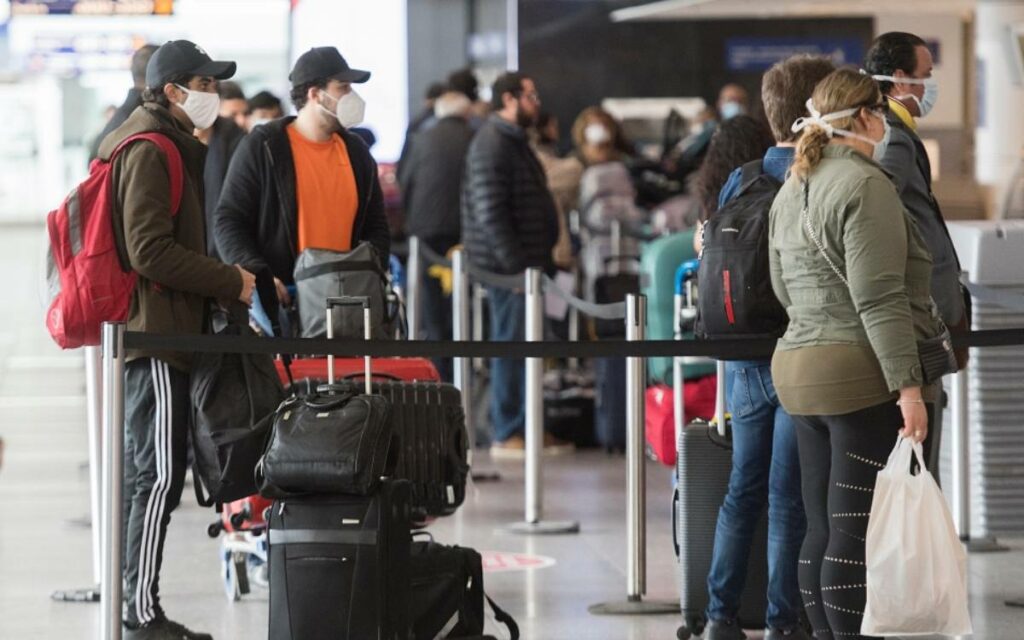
[45,133,184,349]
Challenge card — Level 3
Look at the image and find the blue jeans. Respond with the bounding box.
[706,360,806,631]
[487,287,525,443]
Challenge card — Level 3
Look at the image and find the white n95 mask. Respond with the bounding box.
[175,85,220,130]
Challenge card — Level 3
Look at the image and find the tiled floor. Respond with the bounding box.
[2,226,1023,639]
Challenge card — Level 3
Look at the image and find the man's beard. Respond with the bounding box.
[515,108,535,129]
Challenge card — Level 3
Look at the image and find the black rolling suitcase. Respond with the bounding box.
[267,480,412,640]
[673,363,768,639]
[265,297,412,639]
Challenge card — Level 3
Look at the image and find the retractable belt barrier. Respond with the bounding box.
[121,328,1024,359]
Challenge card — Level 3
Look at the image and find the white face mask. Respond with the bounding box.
[870,74,939,118]
[174,85,220,130]
[248,118,271,130]
[320,89,366,128]
[792,98,890,163]
[584,123,612,146]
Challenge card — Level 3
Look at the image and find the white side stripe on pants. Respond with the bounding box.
[136,360,173,624]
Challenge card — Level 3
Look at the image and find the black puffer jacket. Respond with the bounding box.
[461,115,558,274]
[400,116,475,241]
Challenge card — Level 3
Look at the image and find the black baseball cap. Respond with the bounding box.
[145,40,236,88]
[289,47,370,87]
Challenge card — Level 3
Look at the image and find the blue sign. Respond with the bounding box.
[726,37,866,72]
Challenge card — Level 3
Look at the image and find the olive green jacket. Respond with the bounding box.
[768,145,944,393]
[99,103,242,372]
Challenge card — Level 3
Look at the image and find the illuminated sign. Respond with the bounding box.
[11,0,172,16]
[726,37,865,73]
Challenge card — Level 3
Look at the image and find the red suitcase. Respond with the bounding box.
[274,356,440,387]
[645,375,717,467]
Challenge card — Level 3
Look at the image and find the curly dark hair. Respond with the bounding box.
[290,78,330,112]
[864,32,928,95]
[696,115,775,219]
[142,73,195,108]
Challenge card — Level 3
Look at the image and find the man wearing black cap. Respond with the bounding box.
[215,46,389,323]
[97,39,256,640]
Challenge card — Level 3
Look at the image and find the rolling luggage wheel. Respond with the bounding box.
[676,614,705,640]
[221,551,250,601]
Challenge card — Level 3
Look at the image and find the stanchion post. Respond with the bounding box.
[951,366,970,541]
[100,323,126,640]
[407,236,422,340]
[626,293,646,599]
[589,294,677,615]
[86,345,103,587]
[525,267,544,524]
[950,272,1009,554]
[472,284,486,374]
[714,360,727,437]
[52,347,105,604]
[505,268,579,535]
[451,249,474,454]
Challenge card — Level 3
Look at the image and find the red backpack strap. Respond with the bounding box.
[111,132,185,216]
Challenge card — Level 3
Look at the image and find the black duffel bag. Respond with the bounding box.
[409,537,519,640]
[256,385,396,498]
[190,304,285,506]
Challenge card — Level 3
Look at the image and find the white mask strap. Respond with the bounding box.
[868,73,935,86]
[791,98,859,137]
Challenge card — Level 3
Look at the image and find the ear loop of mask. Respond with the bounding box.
[867,73,934,111]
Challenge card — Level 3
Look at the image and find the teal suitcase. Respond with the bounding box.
[640,231,715,384]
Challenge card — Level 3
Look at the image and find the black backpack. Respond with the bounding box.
[695,160,788,344]
[190,305,286,506]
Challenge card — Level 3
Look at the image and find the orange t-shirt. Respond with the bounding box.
[287,124,359,253]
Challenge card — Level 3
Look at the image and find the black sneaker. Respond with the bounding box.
[123,617,213,640]
[703,619,747,640]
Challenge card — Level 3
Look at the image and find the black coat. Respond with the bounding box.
[203,116,246,258]
[399,116,474,243]
[460,116,558,275]
[214,117,390,316]
[90,88,144,162]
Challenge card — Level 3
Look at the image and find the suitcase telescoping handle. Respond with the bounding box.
[325,296,372,395]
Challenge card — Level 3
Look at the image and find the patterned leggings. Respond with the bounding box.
[793,400,922,639]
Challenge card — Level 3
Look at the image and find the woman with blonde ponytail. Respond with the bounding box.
[767,68,947,639]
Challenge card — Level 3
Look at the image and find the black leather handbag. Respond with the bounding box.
[257,389,395,498]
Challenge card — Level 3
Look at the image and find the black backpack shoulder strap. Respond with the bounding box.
[735,159,770,197]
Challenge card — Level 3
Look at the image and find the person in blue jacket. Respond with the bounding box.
[702,55,835,640]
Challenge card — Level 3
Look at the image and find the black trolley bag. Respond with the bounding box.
[673,287,768,639]
[266,297,412,640]
[267,481,412,640]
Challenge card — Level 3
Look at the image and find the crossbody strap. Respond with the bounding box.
[800,179,850,288]
[801,179,950,332]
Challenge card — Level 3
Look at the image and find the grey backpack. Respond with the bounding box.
[293,242,393,340]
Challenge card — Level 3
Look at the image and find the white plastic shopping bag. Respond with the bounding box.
[861,437,973,636]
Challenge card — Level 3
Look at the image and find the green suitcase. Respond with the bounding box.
[640,231,715,384]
